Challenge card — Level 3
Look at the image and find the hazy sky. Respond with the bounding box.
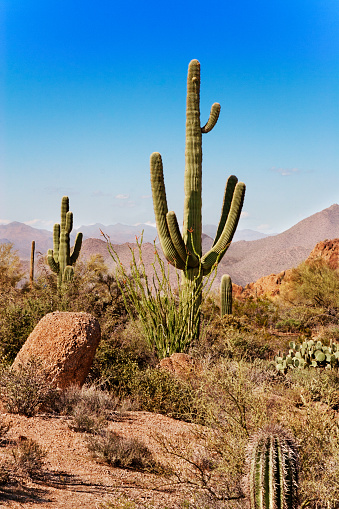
[1,1,338,234]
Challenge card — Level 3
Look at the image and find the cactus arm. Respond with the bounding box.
[150,152,185,269]
[47,248,59,273]
[201,182,245,271]
[213,175,238,247]
[70,232,83,265]
[65,211,73,233]
[166,211,199,267]
[166,211,188,264]
[201,103,221,133]
[52,223,60,262]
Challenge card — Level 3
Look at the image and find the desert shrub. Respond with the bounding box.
[275,317,303,332]
[87,429,162,473]
[279,399,339,508]
[285,259,339,312]
[0,242,25,289]
[0,416,11,440]
[0,359,58,417]
[285,368,339,410]
[277,303,335,333]
[89,320,157,390]
[315,324,339,345]
[0,298,53,364]
[232,296,280,328]
[57,384,120,433]
[11,438,47,477]
[131,368,204,423]
[195,314,276,362]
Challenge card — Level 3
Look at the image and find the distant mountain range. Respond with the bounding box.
[2,204,339,286]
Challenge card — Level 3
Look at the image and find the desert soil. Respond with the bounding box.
[0,411,201,509]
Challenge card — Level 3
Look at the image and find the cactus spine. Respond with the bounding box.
[221,274,232,316]
[150,60,245,338]
[47,196,83,288]
[245,424,299,509]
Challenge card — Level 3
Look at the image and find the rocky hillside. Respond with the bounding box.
[234,238,339,300]
[2,204,339,286]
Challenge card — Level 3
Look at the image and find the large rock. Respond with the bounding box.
[12,311,101,389]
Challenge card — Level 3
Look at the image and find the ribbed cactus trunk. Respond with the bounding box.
[221,274,232,316]
[151,60,245,344]
[245,424,299,509]
[47,196,83,289]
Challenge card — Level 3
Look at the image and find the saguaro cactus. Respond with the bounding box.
[245,424,299,509]
[47,196,83,288]
[221,274,232,316]
[150,59,245,338]
[30,240,35,288]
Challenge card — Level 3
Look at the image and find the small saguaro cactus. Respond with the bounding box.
[30,240,35,288]
[47,196,83,288]
[220,274,232,316]
[150,59,245,340]
[245,424,299,509]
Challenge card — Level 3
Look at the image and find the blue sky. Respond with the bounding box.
[1,0,338,234]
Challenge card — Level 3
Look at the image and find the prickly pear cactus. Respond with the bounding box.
[47,196,83,288]
[245,424,299,509]
[275,338,339,373]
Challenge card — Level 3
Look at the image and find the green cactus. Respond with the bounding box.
[221,274,232,316]
[150,59,245,339]
[275,338,339,373]
[30,240,35,288]
[47,196,83,288]
[245,424,299,509]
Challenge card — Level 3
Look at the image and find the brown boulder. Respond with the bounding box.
[12,311,101,389]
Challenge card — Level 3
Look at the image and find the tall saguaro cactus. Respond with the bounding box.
[245,424,299,509]
[150,59,245,339]
[47,196,83,288]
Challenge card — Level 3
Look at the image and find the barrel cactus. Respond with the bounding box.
[245,424,299,509]
[150,59,245,339]
[47,196,83,288]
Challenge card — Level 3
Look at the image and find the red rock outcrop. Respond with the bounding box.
[12,311,101,389]
[307,238,339,269]
[233,238,339,300]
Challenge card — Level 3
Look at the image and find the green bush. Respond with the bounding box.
[132,368,203,423]
[285,259,339,311]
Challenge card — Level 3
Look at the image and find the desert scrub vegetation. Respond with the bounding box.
[1,242,339,507]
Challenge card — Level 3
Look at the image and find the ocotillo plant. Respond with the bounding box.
[220,274,232,316]
[47,196,83,288]
[245,424,299,509]
[150,59,245,339]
